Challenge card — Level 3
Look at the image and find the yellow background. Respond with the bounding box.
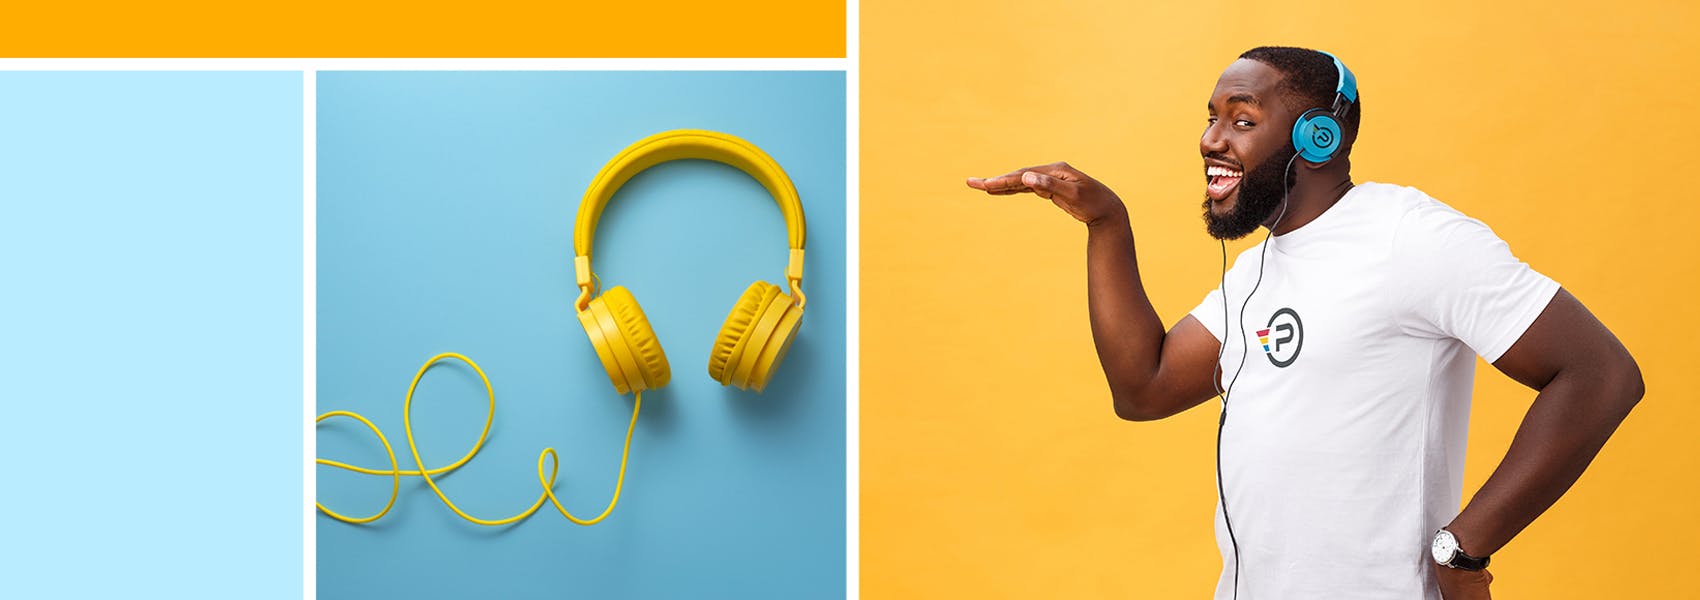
[0,1,844,57]
[862,1,1699,597]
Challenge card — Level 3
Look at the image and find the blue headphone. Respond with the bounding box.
[1290,51,1358,164]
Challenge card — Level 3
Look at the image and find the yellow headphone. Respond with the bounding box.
[314,130,807,528]
[573,129,808,394]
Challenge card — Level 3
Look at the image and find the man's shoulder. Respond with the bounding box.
[1357,181,1446,219]
[1364,182,1499,248]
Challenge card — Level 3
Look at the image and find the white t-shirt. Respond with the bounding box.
[1188,182,1559,600]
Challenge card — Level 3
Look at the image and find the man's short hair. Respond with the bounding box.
[1239,46,1363,153]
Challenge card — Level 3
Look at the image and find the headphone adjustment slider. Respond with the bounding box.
[786,248,806,309]
[573,255,595,312]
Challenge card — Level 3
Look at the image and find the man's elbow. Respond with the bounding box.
[1110,386,1170,422]
[1583,351,1646,420]
[1613,354,1646,412]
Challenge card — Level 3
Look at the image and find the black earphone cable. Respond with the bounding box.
[1213,152,1298,600]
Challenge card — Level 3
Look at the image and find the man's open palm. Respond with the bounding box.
[966,162,1125,227]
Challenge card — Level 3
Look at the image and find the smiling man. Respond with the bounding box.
[965,47,1643,599]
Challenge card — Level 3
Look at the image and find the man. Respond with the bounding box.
[965,47,1642,599]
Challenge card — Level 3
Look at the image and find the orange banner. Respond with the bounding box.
[0,1,844,58]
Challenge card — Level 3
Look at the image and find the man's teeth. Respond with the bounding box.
[1206,165,1243,178]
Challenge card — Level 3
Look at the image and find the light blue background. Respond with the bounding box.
[0,73,303,596]
[316,71,846,598]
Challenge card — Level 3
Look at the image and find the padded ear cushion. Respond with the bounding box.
[709,282,775,383]
[714,282,781,386]
[600,286,671,391]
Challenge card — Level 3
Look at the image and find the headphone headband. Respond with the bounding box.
[574,129,806,255]
[572,130,807,311]
[1319,50,1358,115]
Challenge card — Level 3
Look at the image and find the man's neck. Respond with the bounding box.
[1268,168,1355,237]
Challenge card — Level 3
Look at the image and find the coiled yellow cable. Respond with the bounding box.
[315,352,640,526]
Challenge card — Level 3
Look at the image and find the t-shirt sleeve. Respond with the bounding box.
[1392,205,1560,363]
[1187,285,1227,343]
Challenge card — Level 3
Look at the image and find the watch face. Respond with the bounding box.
[1431,530,1457,564]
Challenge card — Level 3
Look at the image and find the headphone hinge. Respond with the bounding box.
[1331,93,1350,119]
[573,255,595,311]
[786,248,806,309]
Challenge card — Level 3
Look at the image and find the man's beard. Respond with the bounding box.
[1203,145,1296,240]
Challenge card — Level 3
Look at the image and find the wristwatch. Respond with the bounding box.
[1431,529,1490,571]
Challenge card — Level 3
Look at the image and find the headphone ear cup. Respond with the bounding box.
[578,286,670,394]
[1291,108,1343,164]
[708,282,772,384]
[709,281,803,391]
[744,292,802,393]
[717,282,795,392]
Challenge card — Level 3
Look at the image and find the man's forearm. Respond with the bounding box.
[1446,363,1644,556]
[965,163,1205,419]
[1083,208,1167,416]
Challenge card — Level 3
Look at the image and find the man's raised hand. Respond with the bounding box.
[966,162,1126,228]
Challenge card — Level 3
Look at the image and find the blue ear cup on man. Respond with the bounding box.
[1292,109,1344,164]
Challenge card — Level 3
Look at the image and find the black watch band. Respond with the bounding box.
[1446,549,1491,571]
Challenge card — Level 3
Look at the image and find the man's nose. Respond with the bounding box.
[1200,123,1228,156]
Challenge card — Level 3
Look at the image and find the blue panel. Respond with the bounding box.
[315,71,847,599]
[0,72,303,598]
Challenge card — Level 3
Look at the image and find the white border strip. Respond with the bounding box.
[301,69,318,598]
[844,0,861,598]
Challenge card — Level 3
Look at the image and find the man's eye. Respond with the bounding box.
[1207,117,1219,125]
[1236,119,1254,127]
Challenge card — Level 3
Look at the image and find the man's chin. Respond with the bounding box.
[1206,224,1256,241]
[1202,196,1267,241]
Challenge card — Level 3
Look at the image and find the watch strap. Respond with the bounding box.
[1447,548,1491,571]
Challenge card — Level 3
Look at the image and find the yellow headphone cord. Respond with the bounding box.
[315,352,639,526]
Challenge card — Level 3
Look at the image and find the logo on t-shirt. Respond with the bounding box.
[1257,308,1304,368]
